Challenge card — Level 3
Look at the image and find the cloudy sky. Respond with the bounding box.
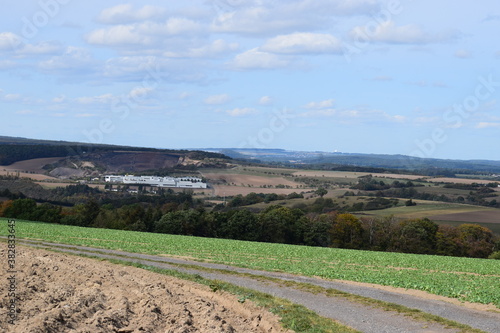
[1,0,499,160]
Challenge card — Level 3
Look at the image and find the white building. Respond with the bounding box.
[104,175,124,183]
[104,175,207,189]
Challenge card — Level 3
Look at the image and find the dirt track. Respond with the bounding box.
[8,240,500,333]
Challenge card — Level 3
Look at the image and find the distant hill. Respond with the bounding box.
[0,136,231,178]
[203,148,500,174]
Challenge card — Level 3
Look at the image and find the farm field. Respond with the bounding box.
[430,210,500,224]
[34,182,106,190]
[7,219,500,308]
[0,157,64,173]
[360,202,500,235]
[426,177,496,185]
[292,170,425,181]
[0,157,66,181]
[0,170,57,181]
[0,245,285,333]
[359,201,499,220]
[209,185,302,197]
[202,167,310,197]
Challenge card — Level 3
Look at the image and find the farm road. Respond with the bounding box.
[17,239,500,333]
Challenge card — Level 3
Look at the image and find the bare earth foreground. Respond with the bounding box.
[0,246,286,333]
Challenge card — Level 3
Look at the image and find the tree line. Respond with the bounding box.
[1,197,498,259]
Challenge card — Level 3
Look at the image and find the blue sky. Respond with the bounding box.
[1,0,499,160]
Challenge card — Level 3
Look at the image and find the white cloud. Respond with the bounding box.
[0,32,62,56]
[18,41,62,56]
[0,32,21,51]
[298,107,405,123]
[39,47,94,72]
[261,33,342,55]
[164,39,239,58]
[299,109,337,117]
[103,56,157,77]
[350,21,454,44]
[455,49,472,59]
[211,0,379,36]
[2,94,22,102]
[101,55,205,84]
[137,18,204,36]
[294,0,379,16]
[86,25,150,46]
[212,7,301,36]
[259,96,272,105]
[97,4,167,24]
[476,122,500,129]
[129,87,154,99]
[87,17,204,48]
[230,48,292,70]
[390,114,406,122]
[226,107,257,116]
[413,116,440,125]
[304,99,335,109]
[205,94,230,105]
[76,93,115,105]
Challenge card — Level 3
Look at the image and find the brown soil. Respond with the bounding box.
[210,185,302,197]
[203,173,297,187]
[0,246,287,333]
[0,170,57,181]
[427,177,494,185]
[0,157,64,173]
[0,157,64,181]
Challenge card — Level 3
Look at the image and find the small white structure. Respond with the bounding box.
[104,175,207,189]
[104,175,124,183]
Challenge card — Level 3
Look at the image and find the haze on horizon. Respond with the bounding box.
[1,0,499,160]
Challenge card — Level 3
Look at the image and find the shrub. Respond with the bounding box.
[488,251,500,260]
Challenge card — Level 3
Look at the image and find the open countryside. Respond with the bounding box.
[3,1,500,331]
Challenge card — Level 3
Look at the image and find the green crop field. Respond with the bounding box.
[3,219,499,308]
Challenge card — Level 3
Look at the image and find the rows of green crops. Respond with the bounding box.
[3,219,500,307]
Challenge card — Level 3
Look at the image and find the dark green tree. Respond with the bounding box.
[226,209,260,241]
[330,213,363,249]
[392,218,438,254]
[315,187,328,198]
[3,198,37,220]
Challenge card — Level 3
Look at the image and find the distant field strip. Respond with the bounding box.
[5,219,500,308]
[429,210,500,224]
[361,202,498,220]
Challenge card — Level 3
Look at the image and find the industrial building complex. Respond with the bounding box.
[104,175,207,189]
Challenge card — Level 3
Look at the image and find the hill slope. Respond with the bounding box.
[0,136,231,178]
